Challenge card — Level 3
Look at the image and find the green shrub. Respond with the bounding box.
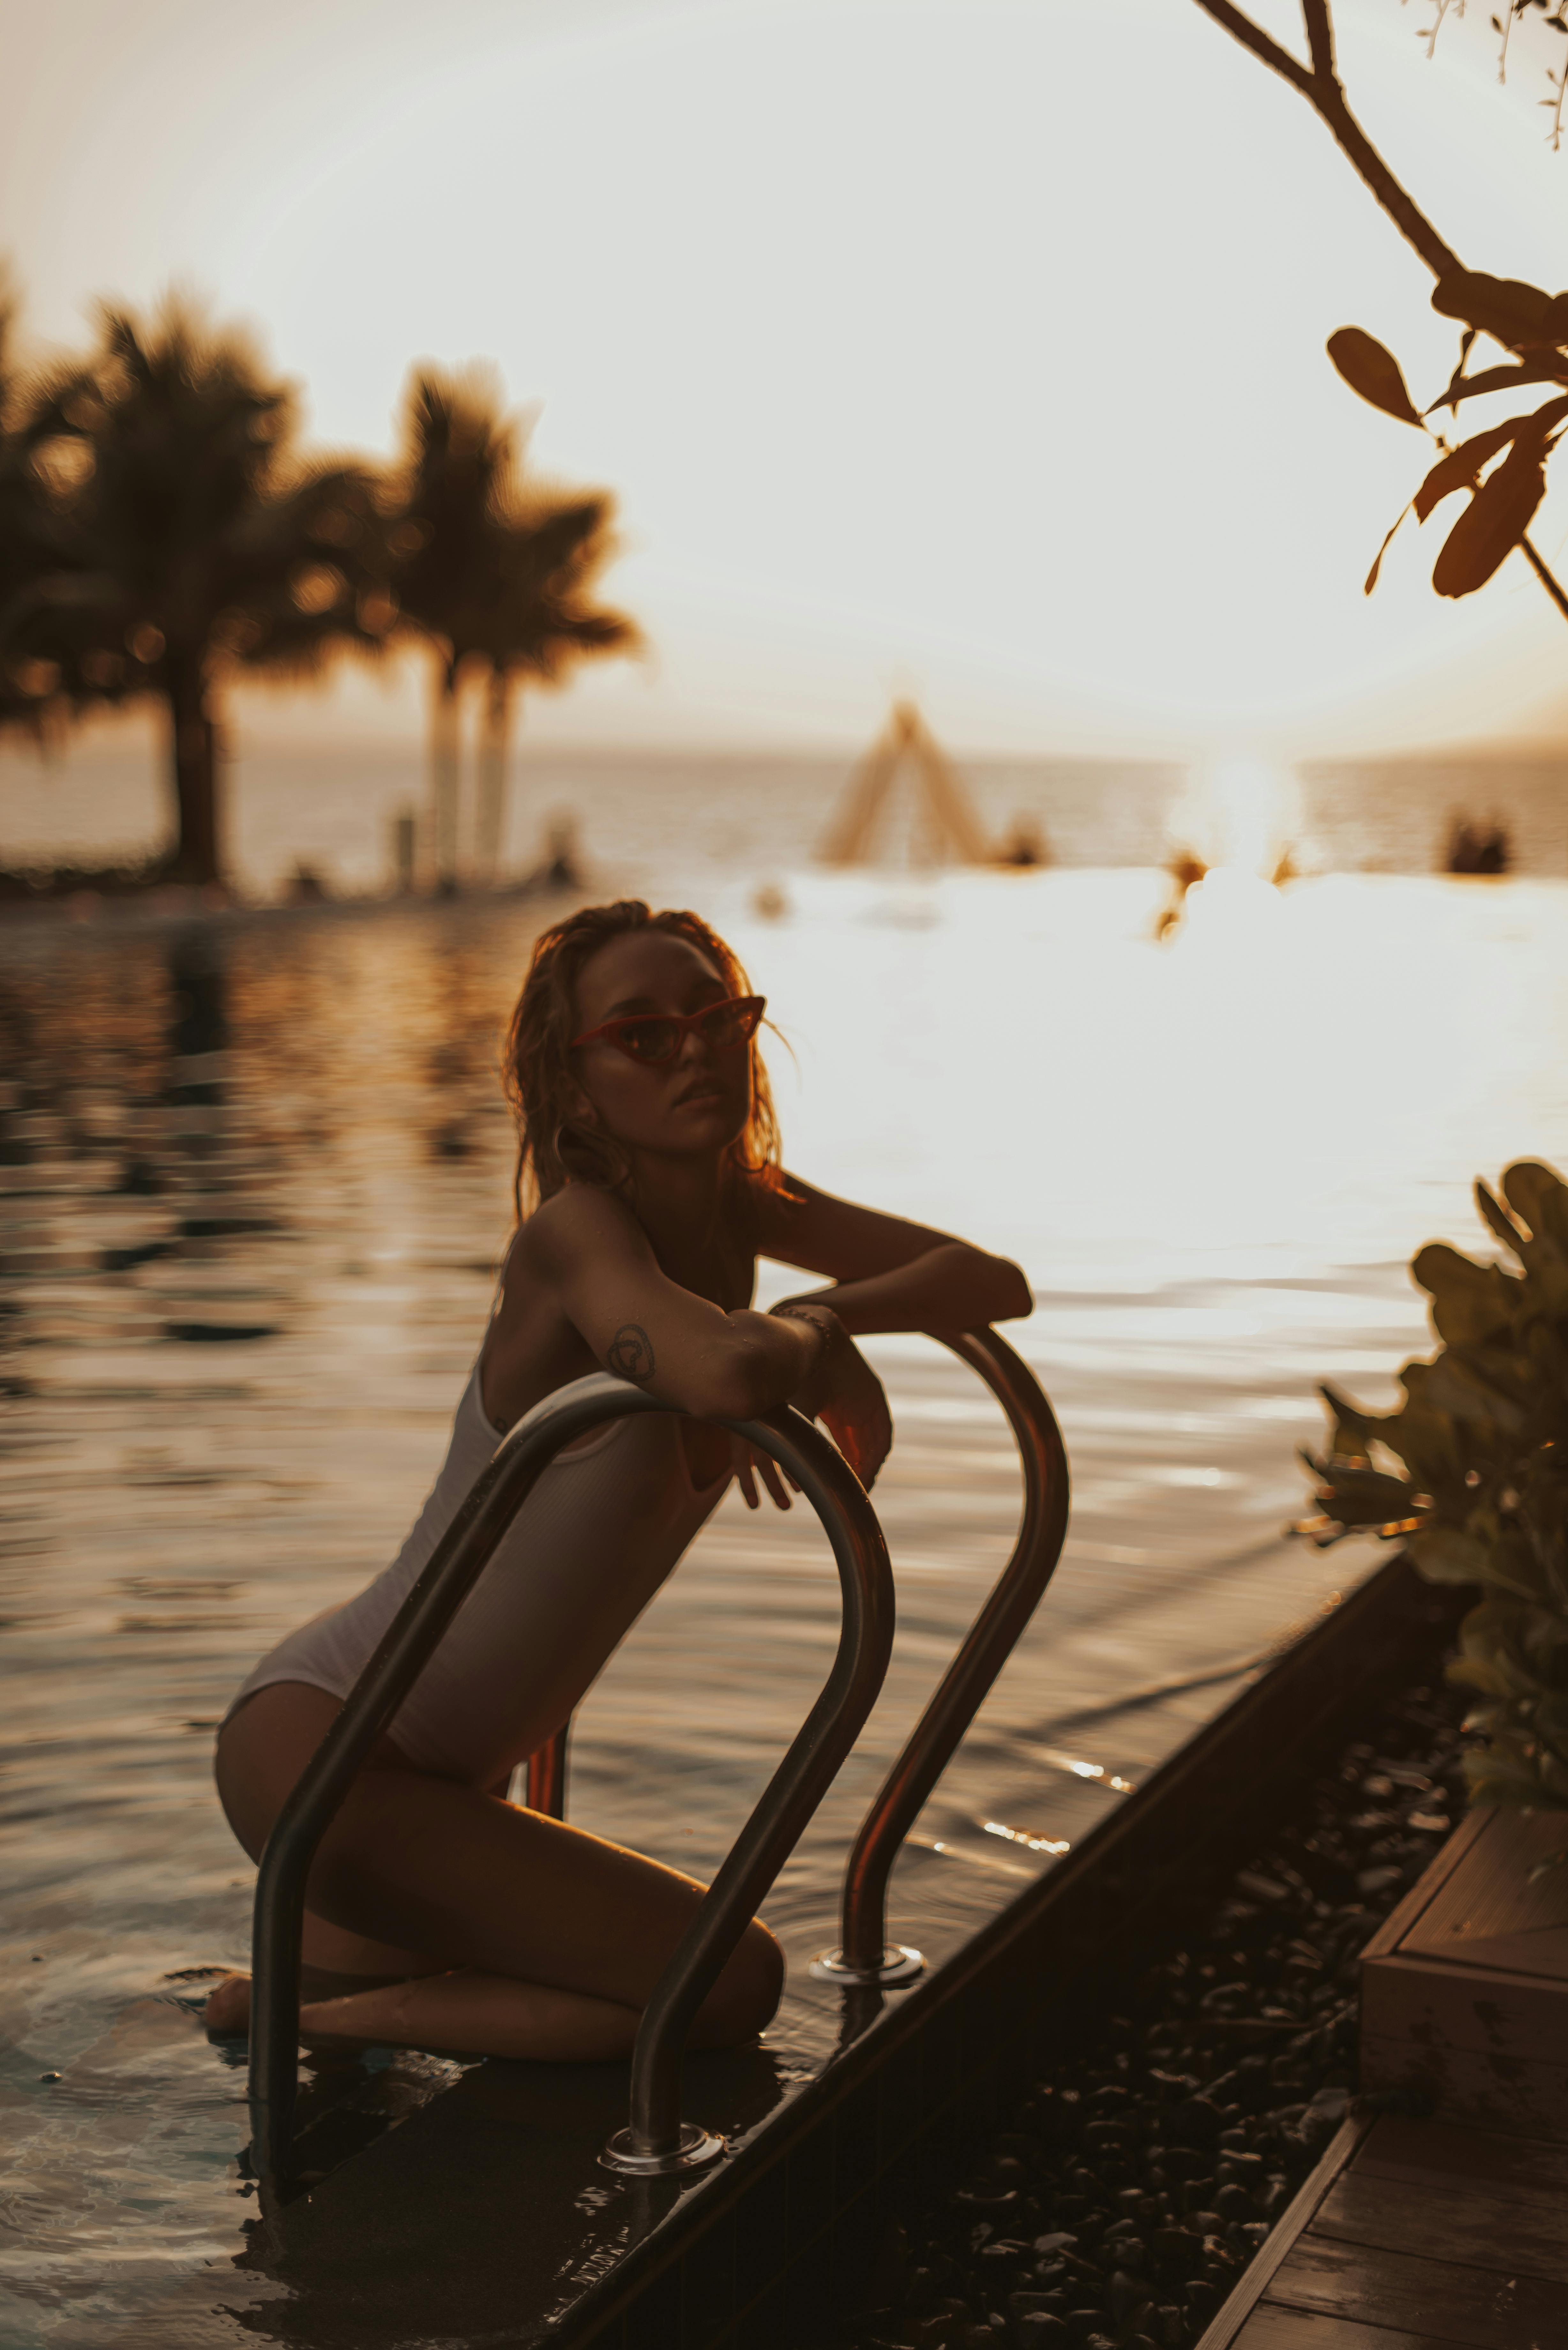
[1302,1161,1568,1813]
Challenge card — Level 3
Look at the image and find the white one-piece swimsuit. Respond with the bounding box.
[223,1365,730,1790]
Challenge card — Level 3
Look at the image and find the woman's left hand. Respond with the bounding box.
[733,1439,798,1512]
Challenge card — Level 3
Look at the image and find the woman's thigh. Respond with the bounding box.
[215,1681,782,2030]
[217,1683,447,1977]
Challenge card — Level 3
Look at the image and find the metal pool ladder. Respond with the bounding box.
[247,1373,892,2195]
[814,1327,1069,1984]
[247,1325,1067,2197]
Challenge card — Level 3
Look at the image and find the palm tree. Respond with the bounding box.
[386,369,509,890]
[0,281,43,737]
[17,299,392,887]
[469,497,636,881]
[388,368,635,889]
[0,275,93,748]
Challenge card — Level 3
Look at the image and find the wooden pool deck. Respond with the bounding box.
[1199,2112,1568,2350]
[1201,1790,1568,2350]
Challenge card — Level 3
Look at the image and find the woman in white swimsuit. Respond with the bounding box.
[205,898,1031,2062]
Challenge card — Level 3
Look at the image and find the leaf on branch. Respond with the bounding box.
[1502,1159,1568,1246]
[1433,438,1550,597]
[1475,1179,1528,1258]
[1410,1526,1489,1584]
[1414,421,1524,521]
[1412,1241,1515,1340]
[1364,506,1409,595]
[1326,328,1423,425]
[1433,270,1568,351]
[1430,358,1568,410]
[1433,330,1476,417]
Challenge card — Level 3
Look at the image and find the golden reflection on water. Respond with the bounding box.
[2,868,1565,2340]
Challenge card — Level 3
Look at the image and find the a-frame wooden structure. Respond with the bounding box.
[818,701,994,867]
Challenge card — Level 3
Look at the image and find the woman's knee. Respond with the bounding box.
[303,1771,428,1924]
[694,1918,784,2045]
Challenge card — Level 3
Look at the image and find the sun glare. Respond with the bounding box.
[1172,758,1304,876]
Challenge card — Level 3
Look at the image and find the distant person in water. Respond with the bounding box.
[1445,817,1511,876]
[997,819,1048,869]
[205,899,1031,2061]
[541,815,582,890]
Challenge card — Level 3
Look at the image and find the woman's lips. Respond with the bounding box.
[674,1082,729,1106]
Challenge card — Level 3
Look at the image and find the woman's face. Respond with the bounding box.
[568,929,753,1165]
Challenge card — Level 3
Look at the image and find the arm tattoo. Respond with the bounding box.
[607,1323,656,1381]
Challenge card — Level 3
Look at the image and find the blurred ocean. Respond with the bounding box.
[3,735,1568,897]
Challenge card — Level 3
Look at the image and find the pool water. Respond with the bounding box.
[4,859,1564,2346]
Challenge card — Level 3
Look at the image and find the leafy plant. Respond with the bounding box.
[1189,1,1568,623]
[1329,277,1568,608]
[1300,1162,1568,1814]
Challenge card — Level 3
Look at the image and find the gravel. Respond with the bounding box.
[839,1675,1466,2350]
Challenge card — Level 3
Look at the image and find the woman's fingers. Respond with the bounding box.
[756,1453,793,1511]
[733,1442,793,1511]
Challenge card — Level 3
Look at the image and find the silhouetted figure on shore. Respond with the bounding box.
[1154,848,1209,941]
[510,815,584,897]
[998,819,1048,868]
[1445,818,1511,876]
[541,818,582,890]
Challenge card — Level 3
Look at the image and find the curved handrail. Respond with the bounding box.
[817,1324,1070,1982]
[525,1723,568,1818]
[611,1399,893,2170]
[523,1329,1071,1990]
[247,1371,893,2198]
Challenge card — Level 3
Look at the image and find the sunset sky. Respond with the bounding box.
[3,0,1567,758]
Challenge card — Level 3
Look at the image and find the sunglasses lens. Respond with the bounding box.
[698,1000,762,1048]
[619,1019,681,1062]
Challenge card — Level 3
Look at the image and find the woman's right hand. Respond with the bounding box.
[780,1307,893,1491]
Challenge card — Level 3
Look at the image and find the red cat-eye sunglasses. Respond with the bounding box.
[569,994,766,1067]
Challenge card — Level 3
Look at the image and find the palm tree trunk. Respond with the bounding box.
[429,654,462,893]
[475,669,515,883]
[165,657,221,887]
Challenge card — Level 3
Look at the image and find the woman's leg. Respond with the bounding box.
[207,1681,783,2061]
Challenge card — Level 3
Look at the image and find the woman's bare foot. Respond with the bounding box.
[203,1970,251,2036]
[198,1960,662,2061]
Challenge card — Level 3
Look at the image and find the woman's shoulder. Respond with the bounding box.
[515,1182,646,1271]
[739,1164,813,1243]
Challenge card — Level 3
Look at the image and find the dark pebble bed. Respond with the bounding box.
[836,1673,1466,2350]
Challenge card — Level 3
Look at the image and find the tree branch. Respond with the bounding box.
[1302,0,1335,82]
[1307,75,1464,279]
[1520,534,1568,621]
[1189,0,1316,95]
[1187,0,1464,279]
[1190,0,1567,631]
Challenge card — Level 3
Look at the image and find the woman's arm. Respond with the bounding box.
[523,1187,890,1485]
[751,1175,1033,1335]
[528,1186,823,1421]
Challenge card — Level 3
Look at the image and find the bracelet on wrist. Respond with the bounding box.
[771,1301,838,1346]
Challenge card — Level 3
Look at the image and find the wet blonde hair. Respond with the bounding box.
[502,898,784,1218]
